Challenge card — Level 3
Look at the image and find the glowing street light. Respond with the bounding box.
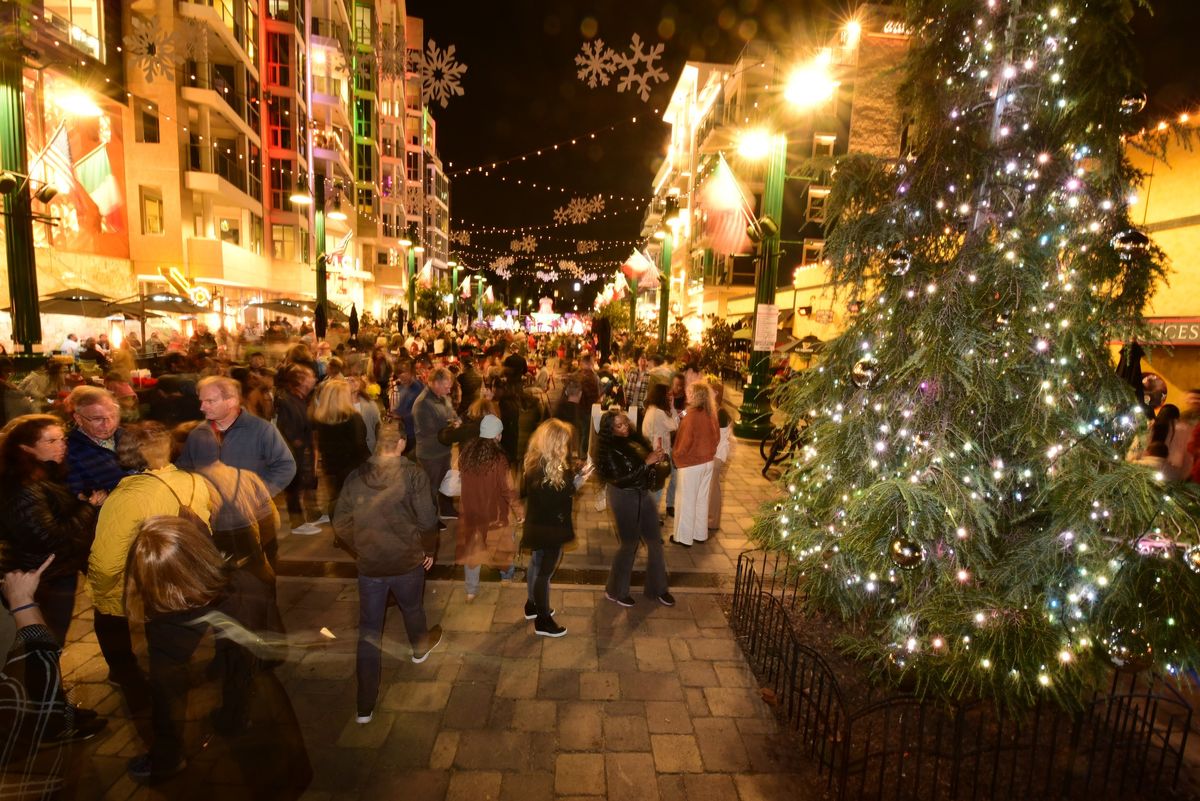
[737,129,773,160]
[784,51,839,110]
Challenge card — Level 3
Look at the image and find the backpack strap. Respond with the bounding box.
[145,472,197,512]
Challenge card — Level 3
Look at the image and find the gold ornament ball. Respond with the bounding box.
[889,537,925,570]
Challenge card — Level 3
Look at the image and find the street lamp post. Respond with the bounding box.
[449,259,458,326]
[314,181,327,335]
[657,231,672,349]
[1,57,41,355]
[733,132,787,439]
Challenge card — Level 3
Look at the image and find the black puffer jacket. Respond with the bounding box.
[595,433,657,491]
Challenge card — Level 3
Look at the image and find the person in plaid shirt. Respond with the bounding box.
[623,349,650,418]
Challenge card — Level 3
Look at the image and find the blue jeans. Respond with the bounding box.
[653,466,678,511]
[356,567,430,714]
[463,564,481,596]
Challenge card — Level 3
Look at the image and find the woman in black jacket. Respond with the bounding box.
[311,379,371,520]
[0,414,104,645]
[595,410,673,608]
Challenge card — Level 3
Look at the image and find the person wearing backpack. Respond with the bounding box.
[89,422,212,692]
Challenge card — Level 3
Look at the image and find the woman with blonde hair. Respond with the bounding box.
[671,381,719,547]
[520,418,584,636]
[707,379,736,532]
[311,379,370,520]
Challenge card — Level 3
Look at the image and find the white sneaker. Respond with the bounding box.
[291,523,323,535]
[312,515,331,525]
[355,711,373,724]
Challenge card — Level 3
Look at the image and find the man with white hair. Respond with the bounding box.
[66,386,133,499]
[176,376,296,497]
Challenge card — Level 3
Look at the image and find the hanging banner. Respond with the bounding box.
[753,304,779,351]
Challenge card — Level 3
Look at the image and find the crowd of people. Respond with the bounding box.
[0,319,742,793]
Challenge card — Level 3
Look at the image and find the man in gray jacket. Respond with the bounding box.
[177,376,296,496]
[334,433,442,723]
[412,367,459,520]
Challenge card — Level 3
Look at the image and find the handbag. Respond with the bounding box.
[439,468,462,497]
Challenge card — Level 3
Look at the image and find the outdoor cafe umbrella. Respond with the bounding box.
[249,298,350,323]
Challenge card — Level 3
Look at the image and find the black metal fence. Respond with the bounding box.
[730,550,1196,800]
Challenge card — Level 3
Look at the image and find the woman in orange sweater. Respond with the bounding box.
[671,382,719,546]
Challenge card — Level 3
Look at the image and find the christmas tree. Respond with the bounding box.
[760,0,1200,708]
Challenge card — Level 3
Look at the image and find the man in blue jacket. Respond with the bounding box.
[66,386,134,499]
[177,376,296,497]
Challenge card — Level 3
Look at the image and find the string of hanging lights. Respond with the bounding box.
[447,114,655,176]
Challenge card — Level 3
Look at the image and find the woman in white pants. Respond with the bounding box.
[707,381,735,531]
[671,382,719,547]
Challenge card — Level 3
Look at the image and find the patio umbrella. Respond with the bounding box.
[733,328,752,341]
[349,304,359,339]
[314,302,328,339]
[29,288,115,318]
[136,293,207,315]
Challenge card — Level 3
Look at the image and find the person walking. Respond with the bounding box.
[412,367,460,521]
[596,410,673,608]
[672,382,719,547]
[457,415,520,602]
[271,365,320,533]
[521,419,582,637]
[311,379,371,522]
[66,386,133,498]
[0,415,104,645]
[334,413,443,724]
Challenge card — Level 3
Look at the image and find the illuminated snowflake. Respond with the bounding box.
[558,260,579,274]
[553,206,571,225]
[614,34,669,102]
[585,194,606,214]
[377,27,405,79]
[420,40,468,109]
[577,240,599,254]
[491,255,515,278]
[575,39,618,88]
[510,234,538,254]
[581,272,600,284]
[125,15,176,83]
[449,230,471,246]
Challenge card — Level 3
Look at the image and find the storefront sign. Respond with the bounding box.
[754,303,779,351]
[160,266,211,307]
[1145,318,1200,346]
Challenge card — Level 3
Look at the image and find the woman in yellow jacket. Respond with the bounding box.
[88,421,212,687]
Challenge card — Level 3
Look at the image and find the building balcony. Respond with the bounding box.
[311,17,352,62]
[179,0,258,75]
[181,67,261,144]
[312,129,354,181]
[183,141,263,209]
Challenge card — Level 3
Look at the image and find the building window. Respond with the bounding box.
[269,97,293,150]
[267,33,291,86]
[140,187,164,235]
[354,5,373,44]
[356,143,374,183]
[357,187,374,217]
[300,231,310,263]
[219,216,241,245]
[250,214,264,255]
[812,133,837,158]
[272,224,295,260]
[356,58,374,93]
[355,98,374,139]
[134,98,160,143]
[270,159,293,211]
[801,238,825,266]
[806,187,830,224]
[406,150,420,182]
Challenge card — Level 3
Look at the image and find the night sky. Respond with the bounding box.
[407,0,1200,308]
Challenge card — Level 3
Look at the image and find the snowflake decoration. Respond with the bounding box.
[172,19,208,64]
[553,206,571,225]
[558,260,579,274]
[575,39,618,88]
[536,270,560,283]
[577,240,599,254]
[424,194,442,215]
[510,234,538,254]
[125,15,176,83]
[581,272,600,284]
[490,255,515,279]
[377,27,405,79]
[449,230,471,246]
[420,40,468,109]
[585,194,606,214]
[614,34,669,102]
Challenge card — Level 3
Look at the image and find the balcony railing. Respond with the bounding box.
[185,137,262,202]
[181,0,250,55]
[311,17,351,58]
[184,62,261,132]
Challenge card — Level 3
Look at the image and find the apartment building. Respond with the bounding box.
[644,4,909,342]
[0,0,451,348]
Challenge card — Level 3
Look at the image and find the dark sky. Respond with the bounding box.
[407,0,1200,306]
